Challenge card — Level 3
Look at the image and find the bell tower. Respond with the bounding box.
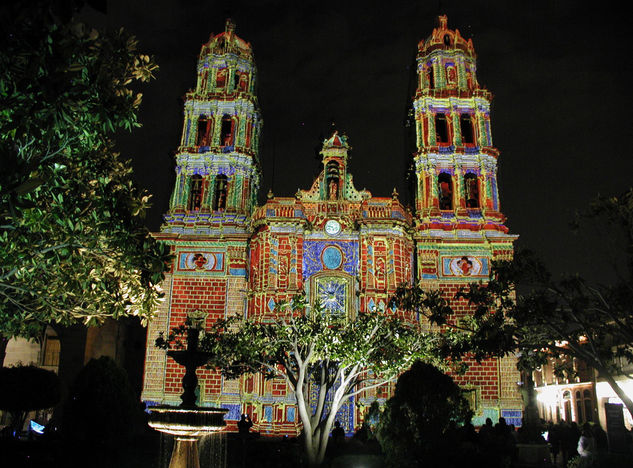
[411,16,521,425]
[413,15,506,224]
[163,19,262,234]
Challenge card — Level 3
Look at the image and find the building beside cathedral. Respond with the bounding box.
[141,16,523,434]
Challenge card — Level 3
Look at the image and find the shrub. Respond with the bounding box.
[62,356,140,446]
[0,365,62,436]
[375,361,472,467]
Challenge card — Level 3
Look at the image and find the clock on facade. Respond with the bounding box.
[324,219,341,236]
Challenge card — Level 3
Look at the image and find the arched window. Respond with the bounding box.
[438,172,453,210]
[220,115,234,146]
[188,175,203,211]
[460,114,475,144]
[426,65,434,89]
[213,174,228,211]
[435,113,449,144]
[216,68,227,89]
[326,161,340,200]
[196,116,211,146]
[583,389,593,422]
[443,34,452,46]
[464,173,479,208]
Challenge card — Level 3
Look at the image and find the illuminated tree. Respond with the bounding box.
[0,1,170,363]
[159,295,439,467]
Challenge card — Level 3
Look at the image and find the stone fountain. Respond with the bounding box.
[149,313,228,468]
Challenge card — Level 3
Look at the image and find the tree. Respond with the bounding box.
[375,361,472,468]
[158,295,440,467]
[391,190,633,420]
[0,365,62,436]
[62,356,142,446]
[0,1,170,363]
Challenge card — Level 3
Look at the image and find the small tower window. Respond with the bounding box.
[435,113,449,144]
[460,114,475,144]
[438,172,453,210]
[188,175,203,211]
[196,116,211,146]
[234,71,240,90]
[326,161,340,200]
[220,115,234,146]
[444,34,452,46]
[213,174,228,211]
[464,173,479,208]
[216,68,227,89]
[426,65,434,89]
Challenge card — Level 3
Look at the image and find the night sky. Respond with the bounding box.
[81,1,633,282]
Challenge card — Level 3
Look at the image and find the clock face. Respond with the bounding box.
[324,219,341,236]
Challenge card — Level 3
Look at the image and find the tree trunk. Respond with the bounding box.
[596,364,633,420]
[0,335,7,367]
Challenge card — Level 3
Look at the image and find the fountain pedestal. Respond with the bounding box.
[149,323,227,468]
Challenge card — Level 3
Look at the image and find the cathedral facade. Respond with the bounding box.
[141,16,522,435]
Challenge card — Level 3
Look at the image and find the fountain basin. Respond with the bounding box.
[148,405,228,468]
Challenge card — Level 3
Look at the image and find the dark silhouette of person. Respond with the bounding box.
[238,413,253,437]
[331,420,345,445]
[591,423,608,453]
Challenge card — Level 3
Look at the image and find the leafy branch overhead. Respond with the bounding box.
[0,2,170,346]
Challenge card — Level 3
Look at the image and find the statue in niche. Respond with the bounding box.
[329,179,338,200]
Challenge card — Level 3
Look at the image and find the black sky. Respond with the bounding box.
[81,0,633,282]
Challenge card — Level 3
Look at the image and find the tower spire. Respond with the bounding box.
[162,20,262,234]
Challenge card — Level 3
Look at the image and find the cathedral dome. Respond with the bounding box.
[418,15,475,58]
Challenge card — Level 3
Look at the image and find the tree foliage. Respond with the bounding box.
[391,189,633,419]
[375,361,472,468]
[62,356,141,445]
[0,1,170,354]
[158,295,441,467]
[0,365,62,436]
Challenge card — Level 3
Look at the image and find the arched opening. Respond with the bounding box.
[443,34,452,46]
[460,114,475,144]
[187,175,203,211]
[583,389,593,422]
[326,161,340,200]
[438,172,453,210]
[464,173,480,208]
[216,68,227,89]
[434,113,449,144]
[426,65,434,89]
[220,115,234,146]
[196,115,211,146]
[213,174,228,211]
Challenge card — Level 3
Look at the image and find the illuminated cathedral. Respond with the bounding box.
[141,16,523,434]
